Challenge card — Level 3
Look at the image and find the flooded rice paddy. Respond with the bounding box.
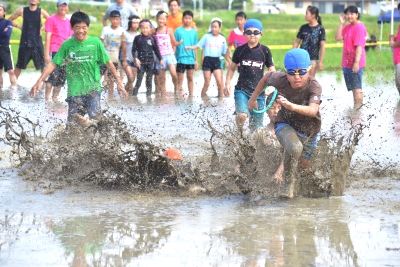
[0,70,399,266]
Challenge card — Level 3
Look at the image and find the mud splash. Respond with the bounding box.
[0,102,373,198]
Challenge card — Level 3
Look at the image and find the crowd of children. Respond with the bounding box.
[0,0,397,197]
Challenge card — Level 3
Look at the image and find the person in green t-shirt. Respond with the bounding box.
[30,11,128,124]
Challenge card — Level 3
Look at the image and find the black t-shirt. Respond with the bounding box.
[232,43,274,95]
[267,72,322,136]
[132,34,162,63]
[20,7,43,48]
[296,24,326,60]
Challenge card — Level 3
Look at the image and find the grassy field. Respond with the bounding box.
[8,3,393,71]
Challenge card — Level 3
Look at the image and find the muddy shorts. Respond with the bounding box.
[46,52,67,87]
[0,45,14,71]
[66,90,101,123]
[275,123,320,160]
[234,89,266,130]
[100,62,118,78]
[343,67,363,91]
[176,63,195,73]
[202,56,221,72]
[16,46,45,70]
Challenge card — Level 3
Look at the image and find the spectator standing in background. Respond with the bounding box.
[166,0,196,31]
[0,4,17,89]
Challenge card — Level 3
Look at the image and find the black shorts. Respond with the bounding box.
[0,45,14,72]
[46,52,66,87]
[16,46,45,70]
[100,62,118,78]
[176,63,195,73]
[202,56,221,72]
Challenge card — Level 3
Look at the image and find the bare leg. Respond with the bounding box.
[169,64,179,93]
[124,65,136,92]
[213,69,224,97]
[201,70,211,97]
[177,72,184,92]
[52,86,61,102]
[158,70,167,95]
[45,82,52,102]
[309,67,317,77]
[7,69,17,87]
[14,68,22,80]
[352,89,363,110]
[235,113,248,137]
[273,158,284,183]
[0,70,3,88]
[187,69,194,96]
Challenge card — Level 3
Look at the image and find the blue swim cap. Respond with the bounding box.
[244,19,263,32]
[284,49,310,69]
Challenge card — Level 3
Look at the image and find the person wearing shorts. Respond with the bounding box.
[185,18,231,97]
[0,4,17,89]
[44,0,73,102]
[8,0,50,79]
[174,10,198,96]
[224,19,275,135]
[30,11,128,125]
[248,49,322,199]
[335,5,366,109]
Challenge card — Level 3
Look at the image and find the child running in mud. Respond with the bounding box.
[123,15,140,93]
[248,48,322,199]
[132,19,164,96]
[0,3,17,89]
[224,19,275,136]
[100,10,127,97]
[185,18,231,97]
[154,11,182,95]
[30,11,128,125]
[174,10,198,96]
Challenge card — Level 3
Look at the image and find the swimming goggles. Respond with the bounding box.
[284,66,311,76]
[244,30,261,36]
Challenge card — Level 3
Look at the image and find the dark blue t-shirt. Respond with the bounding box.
[0,18,13,45]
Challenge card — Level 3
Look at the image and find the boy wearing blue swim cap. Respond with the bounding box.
[224,18,275,135]
[248,48,322,199]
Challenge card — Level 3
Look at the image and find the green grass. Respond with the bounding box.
[8,6,393,71]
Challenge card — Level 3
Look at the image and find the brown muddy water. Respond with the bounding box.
[1,71,400,266]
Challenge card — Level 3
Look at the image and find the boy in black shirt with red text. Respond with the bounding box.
[224,19,275,136]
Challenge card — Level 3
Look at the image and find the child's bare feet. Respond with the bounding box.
[73,114,94,127]
[273,163,284,183]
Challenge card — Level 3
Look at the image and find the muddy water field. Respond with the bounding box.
[0,71,400,266]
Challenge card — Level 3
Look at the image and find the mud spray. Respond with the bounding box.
[0,102,389,198]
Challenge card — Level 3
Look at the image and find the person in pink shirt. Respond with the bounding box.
[227,12,247,59]
[44,0,73,102]
[335,5,366,109]
[389,3,400,95]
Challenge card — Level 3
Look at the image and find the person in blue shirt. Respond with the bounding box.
[0,4,17,89]
[185,18,231,97]
[174,10,198,97]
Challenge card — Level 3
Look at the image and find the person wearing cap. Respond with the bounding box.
[224,18,275,136]
[248,48,322,199]
[8,0,50,80]
[0,4,18,89]
[102,0,140,30]
[100,10,127,97]
[335,5,366,109]
[43,0,73,102]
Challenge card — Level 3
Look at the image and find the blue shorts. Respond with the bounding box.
[121,59,137,68]
[234,89,266,130]
[343,67,363,91]
[66,90,101,123]
[275,123,320,160]
[156,54,177,70]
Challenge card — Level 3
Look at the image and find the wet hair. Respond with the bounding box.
[307,6,322,25]
[156,10,168,19]
[182,10,193,18]
[344,5,360,19]
[127,15,140,31]
[235,11,246,19]
[70,11,90,27]
[168,0,180,7]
